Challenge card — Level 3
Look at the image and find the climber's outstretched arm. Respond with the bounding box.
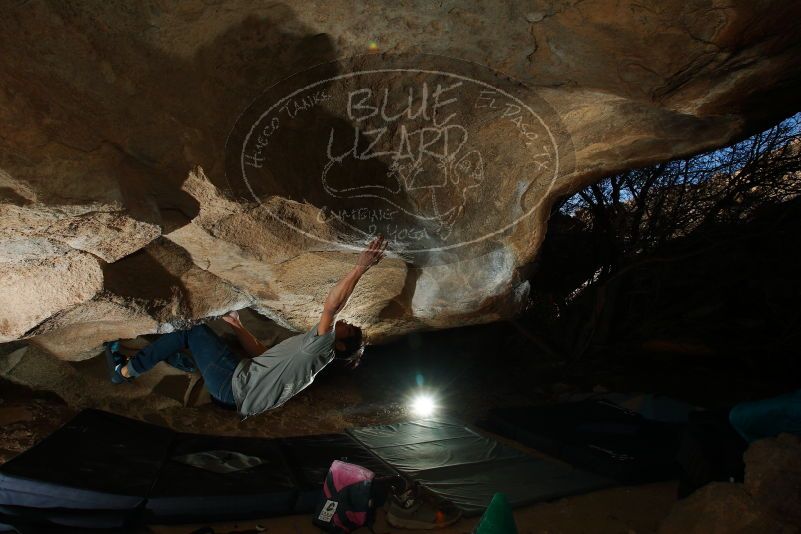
[317,235,387,335]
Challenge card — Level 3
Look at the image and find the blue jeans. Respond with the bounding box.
[128,325,238,407]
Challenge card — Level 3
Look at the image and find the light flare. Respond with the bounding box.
[410,393,437,417]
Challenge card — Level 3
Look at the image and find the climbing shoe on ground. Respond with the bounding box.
[166,351,196,373]
[104,341,132,384]
[386,484,462,530]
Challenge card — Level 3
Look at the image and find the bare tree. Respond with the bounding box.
[528,113,801,360]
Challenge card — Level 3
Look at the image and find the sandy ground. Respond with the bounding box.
[0,320,684,532]
[0,389,679,533]
[148,482,677,534]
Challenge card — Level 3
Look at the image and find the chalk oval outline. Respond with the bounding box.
[232,58,561,254]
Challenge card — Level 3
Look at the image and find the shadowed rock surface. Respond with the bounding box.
[1,0,801,358]
[659,434,801,533]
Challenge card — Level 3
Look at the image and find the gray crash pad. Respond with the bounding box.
[348,418,614,516]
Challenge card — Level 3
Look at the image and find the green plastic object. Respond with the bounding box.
[474,492,518,534]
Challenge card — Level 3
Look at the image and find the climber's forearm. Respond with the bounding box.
[228,322,267,358]
[323,266,366,316]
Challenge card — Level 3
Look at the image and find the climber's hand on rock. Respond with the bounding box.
[356,235,387,272]
[222,310,241,328]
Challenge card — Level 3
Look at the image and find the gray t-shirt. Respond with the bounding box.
[231,323,335,417]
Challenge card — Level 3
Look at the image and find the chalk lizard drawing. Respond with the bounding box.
[321,121,485,240]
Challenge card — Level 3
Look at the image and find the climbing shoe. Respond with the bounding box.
[104,341,132,384]
[386,484,461,529]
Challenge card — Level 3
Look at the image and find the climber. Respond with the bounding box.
[105,235,388,416]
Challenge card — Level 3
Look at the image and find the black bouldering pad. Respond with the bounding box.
[0,409,399,530]
[479,400,685,484]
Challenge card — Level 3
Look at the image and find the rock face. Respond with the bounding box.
[744,433,801,526]
[659,434,801,533]
[1,1,800,356]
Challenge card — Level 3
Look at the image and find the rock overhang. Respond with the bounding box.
[0,0,800,358]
